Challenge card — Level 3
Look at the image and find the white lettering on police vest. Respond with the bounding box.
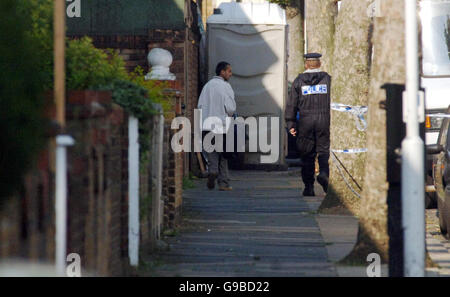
[301,84,327,95]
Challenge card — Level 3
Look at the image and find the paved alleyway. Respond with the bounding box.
[142,170,337,277]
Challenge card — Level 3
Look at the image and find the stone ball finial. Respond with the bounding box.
[145,48,176,81]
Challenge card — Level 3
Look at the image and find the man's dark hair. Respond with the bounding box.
[216,61,230,76]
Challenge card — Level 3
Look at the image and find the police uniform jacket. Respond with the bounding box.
[286,69,332,155]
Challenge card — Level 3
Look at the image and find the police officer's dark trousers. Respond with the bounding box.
[297,112,330,187]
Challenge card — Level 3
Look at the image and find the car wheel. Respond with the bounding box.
[439,188,449,236]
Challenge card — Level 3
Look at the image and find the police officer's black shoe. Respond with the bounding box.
[302,185,315,197]
[317,173,329,193]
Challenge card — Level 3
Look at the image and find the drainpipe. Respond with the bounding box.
[128,116,140,267]
[402,0,425,277]
[55,135,75,276]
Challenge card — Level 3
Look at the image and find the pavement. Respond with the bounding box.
[425,209,450,276]
[141,169,450,277]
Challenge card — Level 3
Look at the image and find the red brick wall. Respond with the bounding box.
[65,91,128,276]
[118,48,148,73]
[0,91,130,276]
[0,81,190,274]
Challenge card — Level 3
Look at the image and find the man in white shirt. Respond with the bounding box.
[198,62,236,191]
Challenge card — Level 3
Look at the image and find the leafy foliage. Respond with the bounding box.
[1,0,171,201]
[129,67,172,112]
[66,37,129,90]
[17,0,54,90]
[93,77,167,162]
[19,0,129,91]
[95,79,155,120]
[0,0,47,202]
[22,0,167,119]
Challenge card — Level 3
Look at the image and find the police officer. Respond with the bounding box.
[286,53,331,196]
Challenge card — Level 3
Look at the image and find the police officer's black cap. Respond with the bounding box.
[304,53,322,60]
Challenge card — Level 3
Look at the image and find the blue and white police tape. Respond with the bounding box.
[331,148,368,153]
[331,103,368,132]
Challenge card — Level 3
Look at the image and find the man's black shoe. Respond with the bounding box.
[207,173,217,190]
[303,185,315,197]
[317,173,329,193]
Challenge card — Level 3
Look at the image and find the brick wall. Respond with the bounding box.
[65,91,128,276]
[0,147,55,262]
[1,10,202,270]
[0,91,130,276]
[65,90,162,275]
[185,40,199,174]
[160,87,184,229]
[119,48,148,73]
[0,73,190,276]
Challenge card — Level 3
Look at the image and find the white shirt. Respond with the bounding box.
[197,76,236,134]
